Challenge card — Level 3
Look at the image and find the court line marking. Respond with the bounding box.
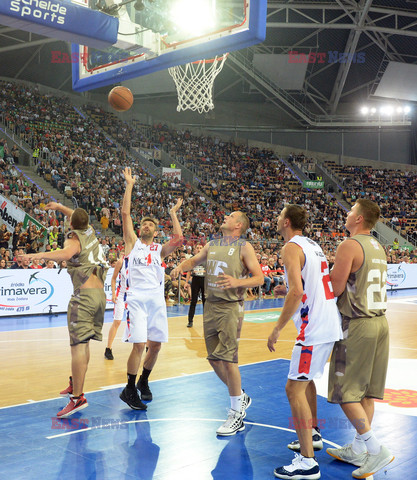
[45,417,341,448]
[0,358,287,410]
[1,337,416,353]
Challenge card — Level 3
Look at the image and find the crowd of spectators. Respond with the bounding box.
[325,162,417,243]
[1,80,417,283]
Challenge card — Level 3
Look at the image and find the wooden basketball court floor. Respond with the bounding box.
[1,291,416,479]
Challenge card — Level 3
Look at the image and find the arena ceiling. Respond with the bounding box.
[1,0,417,126]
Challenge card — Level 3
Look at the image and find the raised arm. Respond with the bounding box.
[45,201,74,219]
[20,236,80,263]
[121,167,138,256]
[161,198,184,259]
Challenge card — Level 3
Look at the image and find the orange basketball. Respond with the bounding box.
[108,86,133,112]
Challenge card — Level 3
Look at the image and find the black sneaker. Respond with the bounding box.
[120,386,147,410]
[187,321,193,328]
[274,454,320,479]
[136,376,153,401]
[104,348,114,360]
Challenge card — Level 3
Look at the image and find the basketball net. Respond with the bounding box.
[168,54,228,114]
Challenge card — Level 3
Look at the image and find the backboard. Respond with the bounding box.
[71,0,267,92]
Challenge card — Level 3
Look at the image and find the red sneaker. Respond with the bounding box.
[60,376,73,397]
[57,394,88,418]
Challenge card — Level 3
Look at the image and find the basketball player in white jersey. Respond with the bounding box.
[267,204,342,480]
[119,167,183,410]
[105,255,128,360]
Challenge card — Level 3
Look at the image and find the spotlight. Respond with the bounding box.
[404,106,411,114]
[370,107,376,115]
[396,107,403,114]
[360,106,369,115]
[380,106,393,116]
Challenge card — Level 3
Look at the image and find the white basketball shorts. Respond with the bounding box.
[123,288,168,343]
[288,341,335,381]
[113,289,127,321]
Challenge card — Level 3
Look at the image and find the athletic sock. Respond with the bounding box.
[127,373,136,389]
[360,429,381,455]
[230,395,242,413]
[300,456,317,467]
[352,432,367,454]
[141,367,151,381]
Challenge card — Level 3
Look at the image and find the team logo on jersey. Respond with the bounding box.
[207,259,228,277]
[370,239,380,250]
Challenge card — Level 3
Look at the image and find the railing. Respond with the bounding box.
[228,50,412,127]
[385,220,417,247]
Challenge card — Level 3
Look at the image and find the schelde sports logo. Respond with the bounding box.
[0,272,55,312]
[387,264,406,287]
[9,0,67,25]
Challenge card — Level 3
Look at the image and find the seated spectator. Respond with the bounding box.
[30,258,43,269]
[10,247,25,269]
[260,256,272,295]
[0,224,11,249]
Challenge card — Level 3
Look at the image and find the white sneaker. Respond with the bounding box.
[352,445,394,478]
[274,454,321,479]
[240,391,252,419]
[326,444,367,467]
[287,427,323,452]
[216,409,245,436]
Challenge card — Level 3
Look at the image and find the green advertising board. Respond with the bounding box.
[303,180,324,189]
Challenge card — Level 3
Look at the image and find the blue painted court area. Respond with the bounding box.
[0,360,409,479]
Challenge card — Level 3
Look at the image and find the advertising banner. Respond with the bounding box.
[0,268,115,316]
[0,194,47,237]
[387,263,417,290]
[0,194,25,231]
[302,180,324,189]
[0,0,118,50]
[162,167,181,181]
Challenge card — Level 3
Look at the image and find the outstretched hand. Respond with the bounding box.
[123,167,136,186]
[170,265,183,278]
[44,202,60,211]
[170,198,183,215]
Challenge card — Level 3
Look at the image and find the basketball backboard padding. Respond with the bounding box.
[0,1,118,50]
[72,0,267,92]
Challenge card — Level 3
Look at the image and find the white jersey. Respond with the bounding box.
[126,239,165,292]
[285,235,342,346]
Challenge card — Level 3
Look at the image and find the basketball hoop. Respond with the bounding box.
[168,54,228,114]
